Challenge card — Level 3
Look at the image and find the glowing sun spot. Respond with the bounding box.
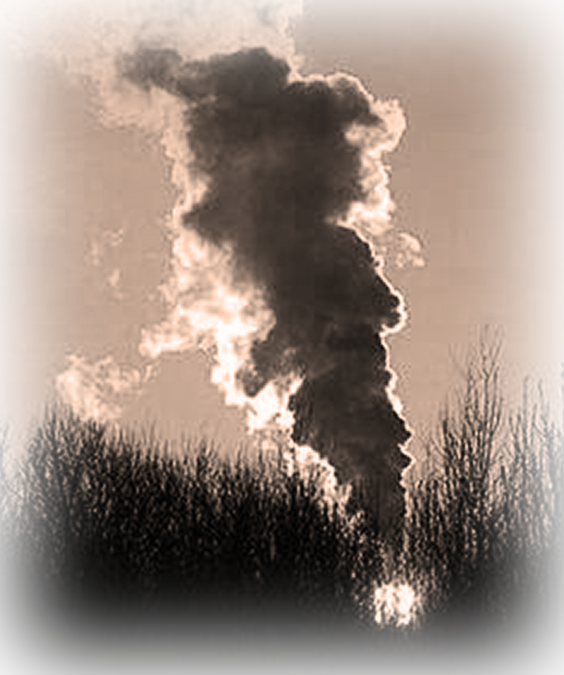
[373,581,421,628]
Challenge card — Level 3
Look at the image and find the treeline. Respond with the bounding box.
[0,412,380,627]
[396,335,563,630]
[0,335,562,631]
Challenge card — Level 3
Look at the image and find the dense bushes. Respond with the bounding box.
[1,334,562,632]
[5,410,380,625]
[394,334,563,628]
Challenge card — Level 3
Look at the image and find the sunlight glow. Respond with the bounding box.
[373,581,421,628]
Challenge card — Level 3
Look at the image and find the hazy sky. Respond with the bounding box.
[1,0,563,461]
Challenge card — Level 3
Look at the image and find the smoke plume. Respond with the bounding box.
[123,47,412,531]
[56,354,154,423]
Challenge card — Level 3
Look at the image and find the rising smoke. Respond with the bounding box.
[122,48,410,536]
[122,46,412,532]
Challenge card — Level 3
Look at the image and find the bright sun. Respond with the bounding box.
[373,581,421,628]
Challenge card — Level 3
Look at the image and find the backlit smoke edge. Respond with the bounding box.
[0,0,410,540]
[124,47,412,532]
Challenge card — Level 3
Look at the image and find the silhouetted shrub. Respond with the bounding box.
[2,331,562,633]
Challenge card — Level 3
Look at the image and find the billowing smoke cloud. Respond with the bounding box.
[396,232,425,269]
[123,47,412,530]
[122,48,410,536]
[56,354,154,423]
[31,1,303,134]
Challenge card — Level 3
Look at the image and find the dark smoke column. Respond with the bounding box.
[289,325,411,532]
[123,47,412,532]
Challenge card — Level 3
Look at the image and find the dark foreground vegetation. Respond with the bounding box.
[0,335,562,635]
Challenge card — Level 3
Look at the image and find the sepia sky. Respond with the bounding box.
[1,0,563,462]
